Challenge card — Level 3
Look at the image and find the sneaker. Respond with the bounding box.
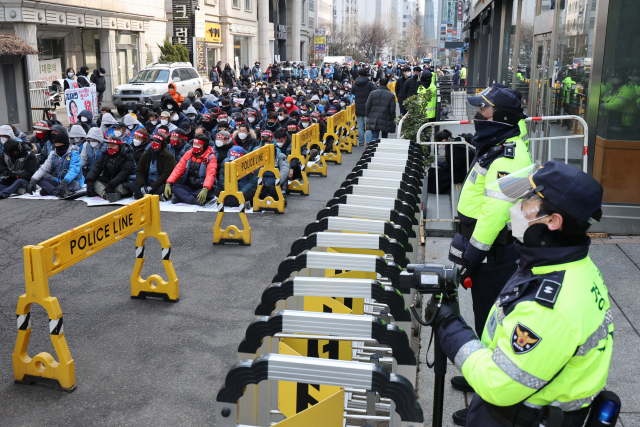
[244,200,251,211]
[104,193,121,203]
[452,408,468,426]
[17,187,26,195]
[171,195,180,204]
[359,142,364,146]
[451,376,474,393]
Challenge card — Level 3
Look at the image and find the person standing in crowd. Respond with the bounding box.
[0,138,38,198]
[396,66,412,116]
[252,62,262,82]
[432,161,612,427]
[76,66,92,87]
[90,68,107,107]
[364,77,396,142]
[402,66,422,104]
[222,63,236,88]
[64,67,79,90]
[309,63,319,79]
[210,65,219,87]
[446,84,532,425]
[351,68,378,146]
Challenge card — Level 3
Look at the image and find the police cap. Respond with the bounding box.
[467,84,521,109]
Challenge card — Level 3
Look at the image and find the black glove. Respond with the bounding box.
[425,295,460,330]
[86,181,96,197]
[460,133,474,143]
[26,180,36,195]
[459,265,475,289]
[104,185,114,194]
[55,179,69,198]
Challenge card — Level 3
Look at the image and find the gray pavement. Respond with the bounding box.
[0,145,367,426]
[416,236,640,427]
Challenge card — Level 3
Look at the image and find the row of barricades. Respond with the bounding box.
[213,104,359,246]
[215,138,427,427]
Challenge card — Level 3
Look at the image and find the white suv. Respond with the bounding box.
[112,62,204,115]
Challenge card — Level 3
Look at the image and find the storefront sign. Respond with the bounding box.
[194,38,206,76]
[65,86,98,125]
[206,23,222,43]
[229,23,257,35]
[277,25,287,40]
[195,10,206,38]
[38,59,61,84]
[172,0,197,51]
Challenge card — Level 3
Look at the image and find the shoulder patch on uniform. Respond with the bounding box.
[497,171,509,178]
[503,145,515,159]
[511,322,541,354]
[535,279,562,307]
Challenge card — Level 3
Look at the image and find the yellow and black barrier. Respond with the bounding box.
[287,123,326,196]
[323,112,343,164]
[346,104,358,147]
[213,144,284,246]
[389,81,398,101]
[13,195,178,392]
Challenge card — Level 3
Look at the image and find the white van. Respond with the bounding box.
[321,56,354,65]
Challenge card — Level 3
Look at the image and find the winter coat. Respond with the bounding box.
[402,75,423,102]
[167,146,217,190]
[77,68,92,88]
[167,143,190,164]
[252,66,262,80]
[213,142,235,180]
[168,83,184,106]
[210,68,219,82]
[395,75,410,103]
[365,86,397,133]
[90,69,106,93]
[282,66,292,80]
[86,143,135,189]
[32,145,84,185]
[81,142,106,172]
[222,68,236,86]
[233,131,259,154]
[0,142,38,182]
[350,66,359,80]
[309,67,319,79]
[283,97,299,115]
[77,110,97,130]
[170,111,189,128]
[351,76,378,117]
[136,148,176,192]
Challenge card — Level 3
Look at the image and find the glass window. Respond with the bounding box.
[245,0,251,10]
[596,0,640,141]
[131,69,170,83]
[187,68,199,79]
[171,69,181,81]
[179,69,192,80]
[233,0,239,7]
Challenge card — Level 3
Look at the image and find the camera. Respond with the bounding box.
[399,263,459,296]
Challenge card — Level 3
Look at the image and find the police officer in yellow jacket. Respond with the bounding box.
[599,69,637,139]
[448,84,532,424]
[418,70,437,122]
[431,161,613,426]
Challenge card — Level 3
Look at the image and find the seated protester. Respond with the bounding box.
[231,112,244,130]
[96,106,113,128]
[146,112,160,134]
[167,82,184,107]
[233,124,259,153]
[299,113,312,130]
[81,127,107,177]
[124,114,145,137]
[0,139,38,198]
[331,99,342,112]
[245,130,290,205]
[299,102,311,115]
[162,98,189,128]
[310,95,324,113]
[136,107,150,127]
[201,113,217,138]
[85,136,135,202]
[124,101,138,117]
[244,109,261,132]
[219,98,232,115]
[30,122,52,158]
[98,112,117,137]
[213,145,257,207]
[69,125,86,153]
[289,110,300,125]
[77,110,96,133]
[212,130,234,182]
[340,97,349,109]
[38,124,68,162]
[131,128,150,163]
[216,120,231,136]
[168,129,191,163]
[277,108,292,128]
[129,133,176,200]
[286,123,300,139]
[263,111,280,134]
[105,121,131,144]
[155,111,178,135]
[185,106,202,126]
[311,112,326,139]
[28,133,84,197]
[283,96,298,115]
[192,99,205,115]
[217,112,232,129]
[164,135,216,206]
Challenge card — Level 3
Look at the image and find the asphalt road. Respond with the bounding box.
[0,145,367,426]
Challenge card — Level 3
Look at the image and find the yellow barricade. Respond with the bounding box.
[287,124,326,196]
[344,104,357,148]
[213,144,284,245]
[323,113,344,164]
[389,81,398,101]
[13,195,178,391]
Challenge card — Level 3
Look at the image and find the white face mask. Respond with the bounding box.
[160,119,168,126]
[128,125,136,130]
[509,200,548,242]
[128,110,134,113]
[100,73,105,77]
[1,137,9,144]
[405,72,412,77]
[71,138,82,144]
[259,102,265,106]
[150,120,158,125]
[285,103,292,107]
[340,102,346,107]
[172,114,179,121]
[68,73,74,78]
[114,130,123,137]
[167,105,173,110]
[278,116,286,121]
[248,117,255,123]
[90,141,99,148]
[215,138,226,147]
[301,122,309,128]
[188,115,196,120]
[276,141,284,148]
[80,117,88,122]
[238,132,248,139]
[133,139,143,146]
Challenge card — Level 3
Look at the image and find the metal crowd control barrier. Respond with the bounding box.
[326,195,418,222]
[254,277,411,329]
[214,144,284,246]
[339,177,420,205]
[367,139,425,160]
[358,153,425,177]
[13,195,178,391]
[364,144,425,163]
[316,204,416,239]
[215,354,424,427]
[351,161,422,185]
[272,252,402,286]
[287,231,410,267]
[334,183,419,209]
[347,168,422,190]
[414,116,588,229]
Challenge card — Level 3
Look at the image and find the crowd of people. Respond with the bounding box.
[0,62,406,206]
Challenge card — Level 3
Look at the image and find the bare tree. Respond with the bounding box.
[355,21,392,61]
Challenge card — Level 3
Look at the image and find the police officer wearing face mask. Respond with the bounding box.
[431,161,614,427]
[446,84,532,425]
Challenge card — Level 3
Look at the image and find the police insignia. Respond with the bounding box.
[511,323,541,354]
[497,171,509,179]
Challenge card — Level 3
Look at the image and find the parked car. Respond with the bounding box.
[111,62,203,115]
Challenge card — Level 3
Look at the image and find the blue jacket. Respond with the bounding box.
[168,143,191,163]
[323,66,334,78]
[309,67,319,79]
[32,145,84,185]
[170,111,189,128]
[252,66,262,80]
[81,142,106,173]
[104,128,133,144]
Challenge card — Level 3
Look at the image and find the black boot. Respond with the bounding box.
[452,408,468,426]
[123,182,143,200]
[451,376,475,392]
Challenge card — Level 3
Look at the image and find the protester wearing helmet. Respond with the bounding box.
[84,136,135,202]
[164,135,217,206]
[28,132,85,198]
